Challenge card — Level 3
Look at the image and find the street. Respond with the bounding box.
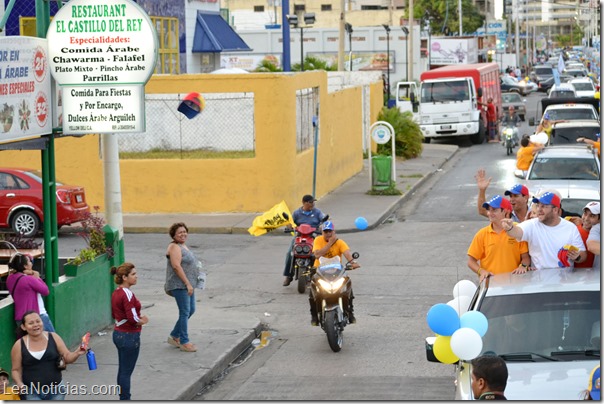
[53,92,545,400]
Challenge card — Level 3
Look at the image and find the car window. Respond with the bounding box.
[553,127,600,144]
[572,83,594,91]
[535,68,553,75]
[562,199,601,217]
[544,109,598,121]
[529,157,600,180]
[502,93,521,103]
[550,90,575,98]
[478,291,600,359]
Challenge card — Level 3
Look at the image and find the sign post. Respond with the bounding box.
[369,121,396,190]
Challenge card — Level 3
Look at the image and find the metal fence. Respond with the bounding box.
[117,93,255,156]
[117,86,320,158]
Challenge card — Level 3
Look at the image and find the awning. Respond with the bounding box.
[0,137,48,150]
[192,11,252,53]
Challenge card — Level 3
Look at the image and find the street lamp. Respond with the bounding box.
[382,24,391,101]
[423,17,432,70]
[345,22,353,72]
[286,13,316,71]
[401,26,409,81]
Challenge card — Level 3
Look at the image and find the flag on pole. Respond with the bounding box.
[557,54,565,74]
[248,200,295,236]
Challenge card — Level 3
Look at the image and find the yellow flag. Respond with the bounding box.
[248,200,295,236]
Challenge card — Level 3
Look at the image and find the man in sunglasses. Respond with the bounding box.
[282,194,327,286]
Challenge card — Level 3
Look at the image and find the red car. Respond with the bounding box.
[0,168,90,237]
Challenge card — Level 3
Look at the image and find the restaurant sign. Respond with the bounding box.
[46,0,158,134]
[0,37,52,144]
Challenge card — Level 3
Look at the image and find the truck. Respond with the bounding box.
[412,63,502,144]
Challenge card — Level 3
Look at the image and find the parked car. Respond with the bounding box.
[548,83,577,98]
[549,120,601,146]
[0,168,90,237]
[514,146,600,196]
[537,74,573,93]
[501,75,536,96]
[425,268,600,400]
[529,65,555,84]
[501,92,526,121]
[570,78,597,98]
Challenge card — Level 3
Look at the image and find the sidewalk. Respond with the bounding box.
[62,143,458,400]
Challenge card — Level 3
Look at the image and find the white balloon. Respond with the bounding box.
[447,296,472,316]
[453,280,477,299]
[530,132,548,145]
[450,328,483,360]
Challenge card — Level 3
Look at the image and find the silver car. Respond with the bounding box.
[426,268,600,400]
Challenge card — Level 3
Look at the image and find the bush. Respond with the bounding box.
[376,107,423,159]
[67,207,114,266]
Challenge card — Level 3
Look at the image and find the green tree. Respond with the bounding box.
[403,0,485,36]
[292,56,337,72]
[254,59,282,72]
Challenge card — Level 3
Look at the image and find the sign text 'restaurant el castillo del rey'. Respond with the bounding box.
[46,0,158,134]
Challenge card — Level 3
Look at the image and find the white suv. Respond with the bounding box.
[426,268,601,400]
[570,78,597,98]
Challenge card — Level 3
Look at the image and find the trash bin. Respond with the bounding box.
[372,155,392,189]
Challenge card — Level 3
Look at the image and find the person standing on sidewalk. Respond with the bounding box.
[480,97,498,142]
[165,222,199,352]
[111,262,148,400]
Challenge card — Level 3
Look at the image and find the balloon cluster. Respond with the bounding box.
[426,280,488,364]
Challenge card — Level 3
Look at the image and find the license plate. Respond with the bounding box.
[441,125,452,130]
[76,195,83,203]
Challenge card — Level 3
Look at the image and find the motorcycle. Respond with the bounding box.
[308,253,359,352]
[282,213,329,294]
[502,125,518,156]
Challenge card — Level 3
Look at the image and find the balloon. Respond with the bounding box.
[355,217,368,231]
[433,336,459,364]
[530,132,548,145]
[460,311,489,337]
[450,328,483,360]
[447,296,472,316]
[426,303,461,336]
[453,280,477,299]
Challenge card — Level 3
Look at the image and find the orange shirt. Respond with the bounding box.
[467,224,529,274]
[594,140,600,157]
[312,236,350,267]
[516,145,538,171]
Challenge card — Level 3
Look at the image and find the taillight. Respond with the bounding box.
[56,189,71,204]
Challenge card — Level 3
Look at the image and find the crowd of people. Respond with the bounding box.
[471,168,600,277]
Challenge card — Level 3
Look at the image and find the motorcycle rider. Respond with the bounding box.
[283,194,327,286]
[500,106,521,147]
[309,220,360,325]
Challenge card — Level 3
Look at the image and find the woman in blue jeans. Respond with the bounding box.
[111,263,149,400]
[164,222,199,352]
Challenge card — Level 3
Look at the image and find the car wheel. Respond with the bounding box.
[11,210,40,237]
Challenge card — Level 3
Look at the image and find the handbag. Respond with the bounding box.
[195,271,207,290]
[56,354,67,370]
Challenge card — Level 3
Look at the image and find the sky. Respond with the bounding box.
[494,0,503,20]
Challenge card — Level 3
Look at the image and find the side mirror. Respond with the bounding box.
[528,117,535,126]
[425,336,440,363]
[351,252,360,259]
[514,169,525,179]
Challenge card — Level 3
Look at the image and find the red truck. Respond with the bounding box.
[413,63,502,144]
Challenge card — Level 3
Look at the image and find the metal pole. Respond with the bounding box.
[282,0,291,71]
[300,27,304,71]
[338,0,345,70]
[405,35,408,80]
[408,0,414,81]
[385,25,390,102]
[101,134,124,239]
[348,30,353,72]
[428,24,431,70]
[458,0,462,35]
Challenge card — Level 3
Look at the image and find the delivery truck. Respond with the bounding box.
[412,63,502,144]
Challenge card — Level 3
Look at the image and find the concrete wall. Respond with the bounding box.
[1,72,382,214]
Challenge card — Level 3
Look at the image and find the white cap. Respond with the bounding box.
[584,201,601,215]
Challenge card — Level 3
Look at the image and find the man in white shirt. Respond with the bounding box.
[502,192,586,270]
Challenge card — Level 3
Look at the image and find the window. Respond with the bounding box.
[151,16,180,75]
[294,4,306,11]
[361,5,380,10]
[321,4,332,11]
[254,5,265,12]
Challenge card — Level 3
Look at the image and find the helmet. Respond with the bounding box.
[322,221,335,231]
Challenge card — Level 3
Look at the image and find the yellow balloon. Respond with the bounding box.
[433,336,459,364]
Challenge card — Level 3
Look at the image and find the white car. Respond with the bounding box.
[548,83,577,98]
[570,78,597,98]
[429,268,601,400]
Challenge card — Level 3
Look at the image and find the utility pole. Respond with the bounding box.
[282,0,291,71]
[408,0,414,81]
[458,0,462,35]
[338,0,345,70]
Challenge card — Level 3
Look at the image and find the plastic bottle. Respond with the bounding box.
[86,349,97,371]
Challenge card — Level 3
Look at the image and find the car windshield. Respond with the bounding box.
[572,83,594,91]
[478,291,600,360]
[561,199,601,217]
[502,93,522,103]
[528,157,600,180]
[22,170,65,186]
[552,127,600,144]
[535,68,553,75]
[550,90,575,98]
[421,81,470,103]
[543,108,598,121]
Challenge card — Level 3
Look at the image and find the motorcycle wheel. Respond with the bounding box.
[507,145,512,156]
[325,310,343,352]
[297,272,307,294]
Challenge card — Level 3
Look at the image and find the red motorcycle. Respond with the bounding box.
[288,223,320,293]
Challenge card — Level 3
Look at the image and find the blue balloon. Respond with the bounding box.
[460,311,489,337]
[355,217,368,230]
[427,303,461,336]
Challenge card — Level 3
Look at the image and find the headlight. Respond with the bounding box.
[317,278,345,294]
[294,246,303,253]
[503,128,513,136]
[302,245,311,254]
